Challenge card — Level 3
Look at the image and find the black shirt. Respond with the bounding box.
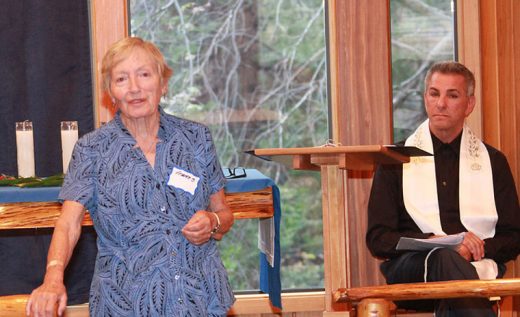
[434,133,466,233]
[366,133,520,263]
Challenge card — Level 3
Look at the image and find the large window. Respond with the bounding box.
[128,0,454,294]
[130,0,328,291]
[391,0,456,142]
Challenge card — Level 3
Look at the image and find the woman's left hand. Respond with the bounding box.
[181,211,214,245]
[181,189,234,245]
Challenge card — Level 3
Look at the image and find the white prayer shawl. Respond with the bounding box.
[403,120,499,279]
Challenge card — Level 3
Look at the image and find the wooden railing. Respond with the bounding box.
[0,187,274,230]
[334,279,520,317]
[0,295,30,317]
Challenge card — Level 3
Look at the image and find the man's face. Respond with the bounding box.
[424,72,475,141]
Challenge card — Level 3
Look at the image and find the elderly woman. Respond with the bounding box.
[26,37,235,316]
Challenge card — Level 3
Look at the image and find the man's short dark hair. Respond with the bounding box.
[424,61,476,96]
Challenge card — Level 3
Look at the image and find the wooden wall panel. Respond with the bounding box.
[227,292,325,316]
[328,0,393,290]
[480,0,520,205]
[479,1,520,315]
[456,0,483,136]
[90,0,128,127]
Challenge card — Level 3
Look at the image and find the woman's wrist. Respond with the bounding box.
[44,267,65,284]
[46,260,64,270]
[210,212,221,235]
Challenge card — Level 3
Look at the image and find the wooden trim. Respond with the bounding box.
[479,0,520,204]
[335,279,520,302]
[332,0,393,146]
[0,292,327,317]
[456,0,483,137]
[329,0,393,294]
[477,6,520,316]
[327,0,340,142]
[321,165,350,312]
[228,292,326,315]
[0,295,30,317]
[255,145,411,171]
[225,188,275,219]
[480,1,501,148]
[89,0,128,127]
[0,188,274,230]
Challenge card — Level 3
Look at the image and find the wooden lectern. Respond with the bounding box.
[254,145,414,316]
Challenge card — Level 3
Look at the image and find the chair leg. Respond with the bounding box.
[357,298,392,317]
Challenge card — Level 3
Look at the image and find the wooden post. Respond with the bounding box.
[357,299,391,317]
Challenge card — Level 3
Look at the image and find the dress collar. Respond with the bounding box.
[113,106,169,145]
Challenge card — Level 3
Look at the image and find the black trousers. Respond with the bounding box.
[381,248,497,317]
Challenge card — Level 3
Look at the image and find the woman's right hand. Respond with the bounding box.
[26,271,68,317]
[26,200,84,316]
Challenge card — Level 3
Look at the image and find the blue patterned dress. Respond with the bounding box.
[59,108,235,316]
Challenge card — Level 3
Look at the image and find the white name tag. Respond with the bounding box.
[168,167,199,195]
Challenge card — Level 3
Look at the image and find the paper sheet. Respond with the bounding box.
[396,233,465,251]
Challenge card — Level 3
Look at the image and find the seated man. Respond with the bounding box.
[366,61,520,317]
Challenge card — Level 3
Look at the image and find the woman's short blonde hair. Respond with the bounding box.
[101,37,173,96]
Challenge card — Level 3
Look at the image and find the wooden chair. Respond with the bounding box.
[334,278,520,317]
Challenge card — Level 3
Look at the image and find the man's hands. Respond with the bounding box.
[429,231,485,261]
[457,231,485,261]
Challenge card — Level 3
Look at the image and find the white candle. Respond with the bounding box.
[16,121,35,178]
[61,121,78,173]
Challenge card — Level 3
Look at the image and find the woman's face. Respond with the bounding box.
[110,47,167,120]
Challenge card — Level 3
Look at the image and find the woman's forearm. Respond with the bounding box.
[44,200,85,282]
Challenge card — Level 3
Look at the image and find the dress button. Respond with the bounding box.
[160,206,166,212]
[177,298,183,304]
[166,229,171,235]
[175,274,180,280]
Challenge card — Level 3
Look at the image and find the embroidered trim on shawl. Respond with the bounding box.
[403,120,498,239]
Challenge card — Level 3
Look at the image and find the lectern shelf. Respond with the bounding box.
[254,145,413,171]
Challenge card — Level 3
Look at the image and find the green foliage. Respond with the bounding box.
[218,219,261,290]
[279,171,324,288]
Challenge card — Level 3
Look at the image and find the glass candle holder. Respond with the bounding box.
[15,121,35,178]
[61,121,78,173]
